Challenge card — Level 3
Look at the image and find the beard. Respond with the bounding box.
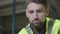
[31,21,45,28]
[29,18,46,29]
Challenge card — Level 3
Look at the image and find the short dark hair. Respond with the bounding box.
[25,0,47,8]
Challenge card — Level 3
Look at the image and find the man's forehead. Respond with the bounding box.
[26,2,45,10]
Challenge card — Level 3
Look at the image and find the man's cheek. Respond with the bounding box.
[39,14,45,20]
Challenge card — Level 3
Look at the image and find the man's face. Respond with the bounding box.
[26,2,48,27]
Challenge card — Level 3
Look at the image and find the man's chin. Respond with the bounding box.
[33,23,40,27]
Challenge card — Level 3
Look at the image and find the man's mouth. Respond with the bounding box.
[33,20,40,23]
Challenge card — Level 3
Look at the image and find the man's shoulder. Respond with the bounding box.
[46,17,60,24]
[46,17,60,22]
[54,19,60,23]
[54,19,60,25]
[18,28,28,34]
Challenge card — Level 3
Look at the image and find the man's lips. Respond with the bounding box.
[33,20,40,23]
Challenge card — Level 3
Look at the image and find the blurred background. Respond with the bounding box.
[0,0,60,34]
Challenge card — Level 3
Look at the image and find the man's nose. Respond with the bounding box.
[34,12,38,19]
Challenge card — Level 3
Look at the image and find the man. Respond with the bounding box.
[18,0,60,34]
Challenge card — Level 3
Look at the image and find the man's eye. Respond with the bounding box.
[28,11,34,14]
[37,10,42,13]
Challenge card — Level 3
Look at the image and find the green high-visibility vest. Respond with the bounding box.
[46,17,60,34]
[18,17,60,34]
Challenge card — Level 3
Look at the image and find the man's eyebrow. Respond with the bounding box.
[36,9,43,11]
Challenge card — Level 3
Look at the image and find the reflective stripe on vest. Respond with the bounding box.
[48,19,60,34]
[58,30,60,34]
[25,24,32,34]
[48,19,55,34]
